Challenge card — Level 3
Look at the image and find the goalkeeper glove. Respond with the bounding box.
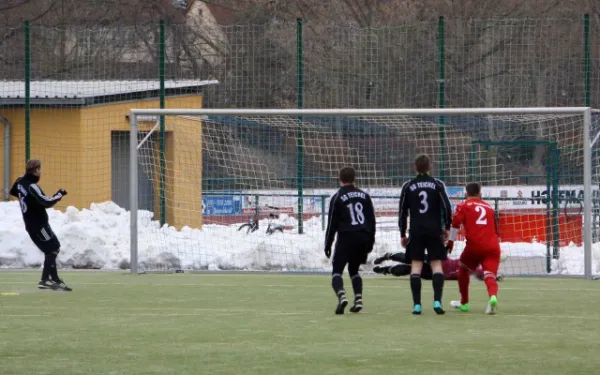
[445,240,454,254]
[324,246,331,259]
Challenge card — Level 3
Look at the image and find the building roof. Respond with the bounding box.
[0,79,219,106]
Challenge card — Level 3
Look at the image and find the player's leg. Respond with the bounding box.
[407,236,425,314]
[29,227,58,290]
[426,235,447,315]
[373,263,411,276]
[43,226,72,291]
[389,252,407,263]
[373,251,406,265]
[331,237,349,314]
[348,261,363,313]
[451,249,479,312]
[482,249,501,314]
[349,233,372,313]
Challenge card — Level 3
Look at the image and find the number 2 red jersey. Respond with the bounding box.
[452,198,500,251]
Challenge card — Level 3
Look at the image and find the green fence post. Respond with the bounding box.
[584,14,597,243]
[545,148,552,273]
[296,18,304,234]
[437,16,446,181]
[159,20,166,226]
[24,21,30,162]
[551,147,560,259]
[494,198,500,240]
[255,194,260,217]
[584,14,591,108]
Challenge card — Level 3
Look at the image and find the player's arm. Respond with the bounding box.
[436,179,453,232]
[28,184,63,208]
[324,193,339,258]
[366,194,376,236]
[366,194,376,251]
[9,177,21,198]
[398,182,410,240]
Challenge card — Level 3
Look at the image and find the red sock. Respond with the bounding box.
[484,274,499,298]
[457,266,470,305]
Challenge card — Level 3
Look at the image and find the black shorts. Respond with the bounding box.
[406,233,446,262]
[28,225,61,254]
[333,231,374,267]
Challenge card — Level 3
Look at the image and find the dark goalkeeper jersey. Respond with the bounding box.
[398,174,452,237]
[324,185,376,251]
[9,173,63,231]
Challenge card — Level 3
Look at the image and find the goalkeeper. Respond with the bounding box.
[373,252,503,282]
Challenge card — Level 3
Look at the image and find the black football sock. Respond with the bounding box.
[432,272,444,302]
[351,274,362,301]
[48,252,60,282]
[332,273,345,298]
[42,254,52,281]
[410,274,422,305]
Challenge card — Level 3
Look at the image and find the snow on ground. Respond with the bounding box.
[0,201,599,275]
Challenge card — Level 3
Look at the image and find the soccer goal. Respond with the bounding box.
[128,107,597,279]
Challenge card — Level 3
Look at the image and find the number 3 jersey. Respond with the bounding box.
[324,185,376,251]
[452,199,500,251]
[9,173,63,231]
[398,174,452,237]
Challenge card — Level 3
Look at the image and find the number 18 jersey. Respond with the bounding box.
[452,198,500,251]
[324,185,376,251]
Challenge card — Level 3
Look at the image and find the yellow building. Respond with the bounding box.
[0,80,217,228]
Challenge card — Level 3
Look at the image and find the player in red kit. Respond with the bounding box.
[446,183,501,314]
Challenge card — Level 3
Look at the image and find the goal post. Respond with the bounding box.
[128,107,595,279]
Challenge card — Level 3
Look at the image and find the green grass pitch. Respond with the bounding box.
[0,271,599,375]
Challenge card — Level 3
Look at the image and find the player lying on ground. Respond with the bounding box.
[9,159,72,292]
[446,182,500,314]
[372,252,504,281]
[324,167,376,315]
[399,154,453,315]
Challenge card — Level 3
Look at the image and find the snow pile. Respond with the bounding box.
[0,201,599,275]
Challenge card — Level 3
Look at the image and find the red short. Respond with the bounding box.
[459,246,501,276]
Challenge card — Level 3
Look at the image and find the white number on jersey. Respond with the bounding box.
[19,195,27,214]
[419,191,429,214]
[475,205,488,225]
[347,202,365,225]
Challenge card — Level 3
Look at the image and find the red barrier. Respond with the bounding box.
[456,213,582,246]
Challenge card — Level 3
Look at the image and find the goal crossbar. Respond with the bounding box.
[128,107,594,279]
[130,107,593,117]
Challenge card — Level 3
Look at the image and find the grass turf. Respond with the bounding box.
[0,271,598,375]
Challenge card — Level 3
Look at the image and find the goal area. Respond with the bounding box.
[128,107,596,279]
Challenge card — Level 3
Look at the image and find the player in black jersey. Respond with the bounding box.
[398,154,452,315]
[10,159,72,291]
[324,167,376,315]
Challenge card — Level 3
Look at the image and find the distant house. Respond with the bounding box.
[0,79,218,228]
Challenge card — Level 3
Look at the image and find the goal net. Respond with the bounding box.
[129,108,596,277]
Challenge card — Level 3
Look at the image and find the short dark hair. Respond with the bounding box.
[465,182,482,197]
[339,167,356,184]
[26,159,41,174]
[414,154,431,174]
